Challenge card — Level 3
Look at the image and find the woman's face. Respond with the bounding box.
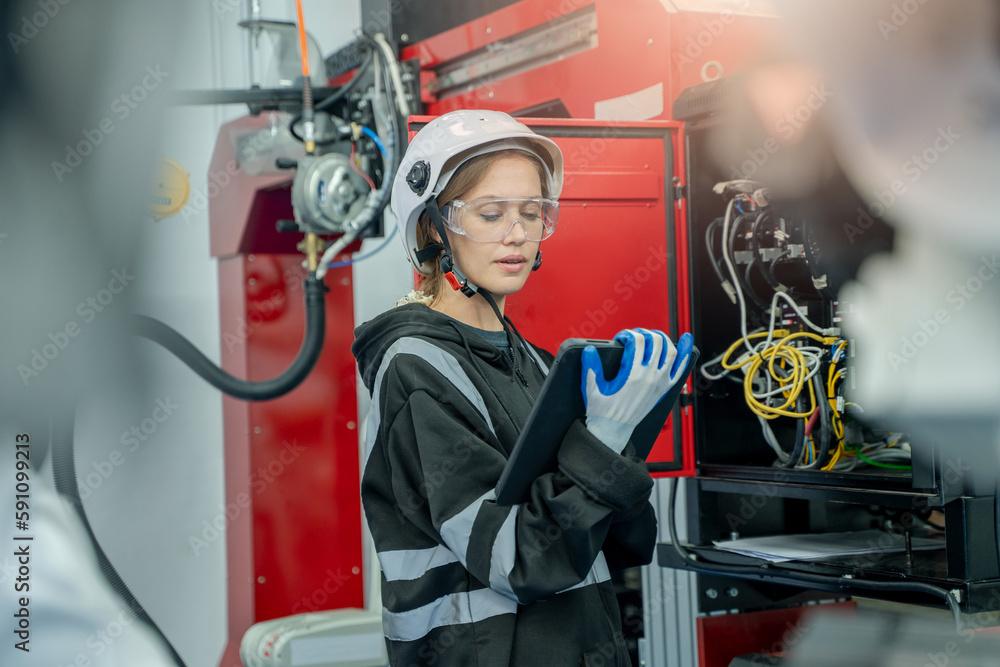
[443,155,543,297]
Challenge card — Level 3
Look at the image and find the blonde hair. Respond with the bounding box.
[397,149,550,307]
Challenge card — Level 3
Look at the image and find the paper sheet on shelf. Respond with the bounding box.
[712,530,943,563]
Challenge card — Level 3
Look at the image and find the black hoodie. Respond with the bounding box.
[353,303,657,667]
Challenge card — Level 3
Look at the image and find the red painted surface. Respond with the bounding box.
[408,0,779,121]
[210,118,364,666]
[697,602,856,667]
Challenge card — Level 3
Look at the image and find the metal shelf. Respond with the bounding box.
[657,543,1000,616]
[696,465,942,508]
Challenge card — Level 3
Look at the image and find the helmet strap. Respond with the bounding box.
[423,198,528,360]
[424,197,479,298]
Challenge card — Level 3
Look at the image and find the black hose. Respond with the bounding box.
[316,47,374,112]
[806,372,833,469]
[765,248,790,289]
[50,406,187,666]
[727,212,770,312]
[705,218,730,288]
[130,275,328,401]
[324,35,371,81]
[726,213,744,272]
[667,478,688,564]
[743,258,756,293]
[781,390,808,468]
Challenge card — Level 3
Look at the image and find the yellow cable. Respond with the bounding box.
[721,331,844,452]
[744,365,816,418]
[743,339,816,417]
[822,445,842,470]
[720,330,789,370]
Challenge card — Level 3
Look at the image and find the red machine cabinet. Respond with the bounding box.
[406,0,781,121]
[208,114,365,667]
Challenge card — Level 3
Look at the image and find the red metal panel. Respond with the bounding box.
[216,255,364,662]
[409,0,670,119]
[408,0,777,121]
[696,602,856,667]
[561,170,661,201]
[211,119,364,665]
[240,254,363,622]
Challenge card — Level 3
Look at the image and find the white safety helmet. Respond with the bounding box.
[391,109,564,276]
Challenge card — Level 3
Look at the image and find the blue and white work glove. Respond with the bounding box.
[581,329,694,453]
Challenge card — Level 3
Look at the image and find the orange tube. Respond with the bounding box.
[294,0,309,79]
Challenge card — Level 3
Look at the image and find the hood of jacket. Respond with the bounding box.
[352,303,511,392]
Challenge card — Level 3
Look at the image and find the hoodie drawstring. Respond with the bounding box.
[448,320,525,435]
[478,290,534,400]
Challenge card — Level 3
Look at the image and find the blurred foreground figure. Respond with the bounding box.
[733,0,1000,474]
[0,472,177,666]
[785,607,1000,667]
[0,1,181,664]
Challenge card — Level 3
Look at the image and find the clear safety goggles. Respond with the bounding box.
[441,197,559,242]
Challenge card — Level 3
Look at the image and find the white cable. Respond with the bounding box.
[864,450,912,460]
[700,359,732,381]
[373,33,409,117]
[700,326,772,381]
[832,456,858,472]
[721,198,757,355]
[772,290,830,334]
[315,234,352,281]
[712,179,761,196]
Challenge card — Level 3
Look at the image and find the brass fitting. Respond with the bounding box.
[303,233,321,272]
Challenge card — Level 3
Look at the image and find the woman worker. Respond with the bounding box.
[352,109,692,667]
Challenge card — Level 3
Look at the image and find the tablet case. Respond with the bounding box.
[495,338,699,506]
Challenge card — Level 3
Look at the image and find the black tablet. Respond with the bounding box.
[494,337,699,506]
